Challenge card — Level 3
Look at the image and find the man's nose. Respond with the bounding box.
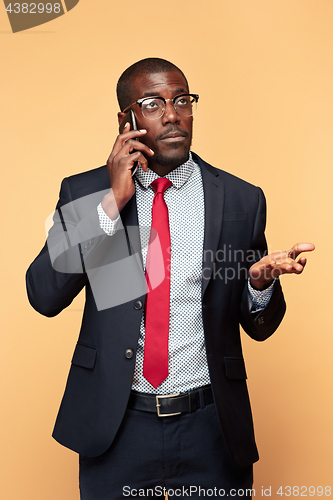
[162,100,180,125]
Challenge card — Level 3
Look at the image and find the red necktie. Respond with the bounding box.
[143,177,172,388]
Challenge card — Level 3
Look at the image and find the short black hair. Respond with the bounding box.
[116,57,189,112]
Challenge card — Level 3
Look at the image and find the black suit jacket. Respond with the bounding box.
[26,153,286,468]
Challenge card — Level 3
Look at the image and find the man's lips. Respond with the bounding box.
[158,130,188,142]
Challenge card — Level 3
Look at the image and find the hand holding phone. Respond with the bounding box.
[102,114,153,217]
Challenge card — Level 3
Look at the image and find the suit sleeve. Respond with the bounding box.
[240,187,286,341]
[26,177,108,317]
[26,179,87,317]
[26,177,146,317]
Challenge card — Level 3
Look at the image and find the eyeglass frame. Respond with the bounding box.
[122,93,199,119]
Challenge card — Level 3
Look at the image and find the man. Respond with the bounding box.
[26,58,314,499]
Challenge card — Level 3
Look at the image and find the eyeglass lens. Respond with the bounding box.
[141,95,197,119]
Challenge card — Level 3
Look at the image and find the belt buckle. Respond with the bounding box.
[155,393,181,417]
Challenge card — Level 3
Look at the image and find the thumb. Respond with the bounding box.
[287,243,315,260]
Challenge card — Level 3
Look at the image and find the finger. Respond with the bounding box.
[287,242,315,260]
[119,121,131,134]
[118,151,149,173]
[108,139,153,171]
[277,261,305,275]
[138,161,148,173]
[107,129,149,164]
[131,151,150,171]
[119,128,148,142]
[297,257,307,270]
[121,139,154,157]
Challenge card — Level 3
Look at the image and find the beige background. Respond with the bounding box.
[1,1,332,498]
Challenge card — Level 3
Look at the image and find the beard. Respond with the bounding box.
[152,147,190,169]
[145,124,192,171]
[152,127,192,169]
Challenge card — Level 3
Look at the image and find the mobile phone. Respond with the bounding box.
[119,109,138,134]
[119,110,139,177]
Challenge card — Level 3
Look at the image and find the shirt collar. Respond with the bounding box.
[135,151,195,190]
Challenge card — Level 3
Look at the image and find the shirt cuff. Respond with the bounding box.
[97,202,120,236]
[247,278,276,312]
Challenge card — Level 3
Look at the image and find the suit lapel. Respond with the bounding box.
[194,155,225,297]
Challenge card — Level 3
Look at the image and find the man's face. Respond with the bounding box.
[119,70,193,172]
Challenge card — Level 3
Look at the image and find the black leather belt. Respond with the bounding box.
[128,385,213,417]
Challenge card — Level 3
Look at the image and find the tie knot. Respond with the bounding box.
[151,177,172,195]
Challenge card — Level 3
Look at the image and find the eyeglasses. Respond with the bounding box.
[123,93,199,120]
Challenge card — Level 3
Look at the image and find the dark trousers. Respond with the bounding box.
[79,401,253,500]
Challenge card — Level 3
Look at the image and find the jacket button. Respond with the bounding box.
[125,349,134,359]
[133,300,143,310]
[257,316,265,325]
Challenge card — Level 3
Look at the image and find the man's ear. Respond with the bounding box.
[118,112,126,125]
